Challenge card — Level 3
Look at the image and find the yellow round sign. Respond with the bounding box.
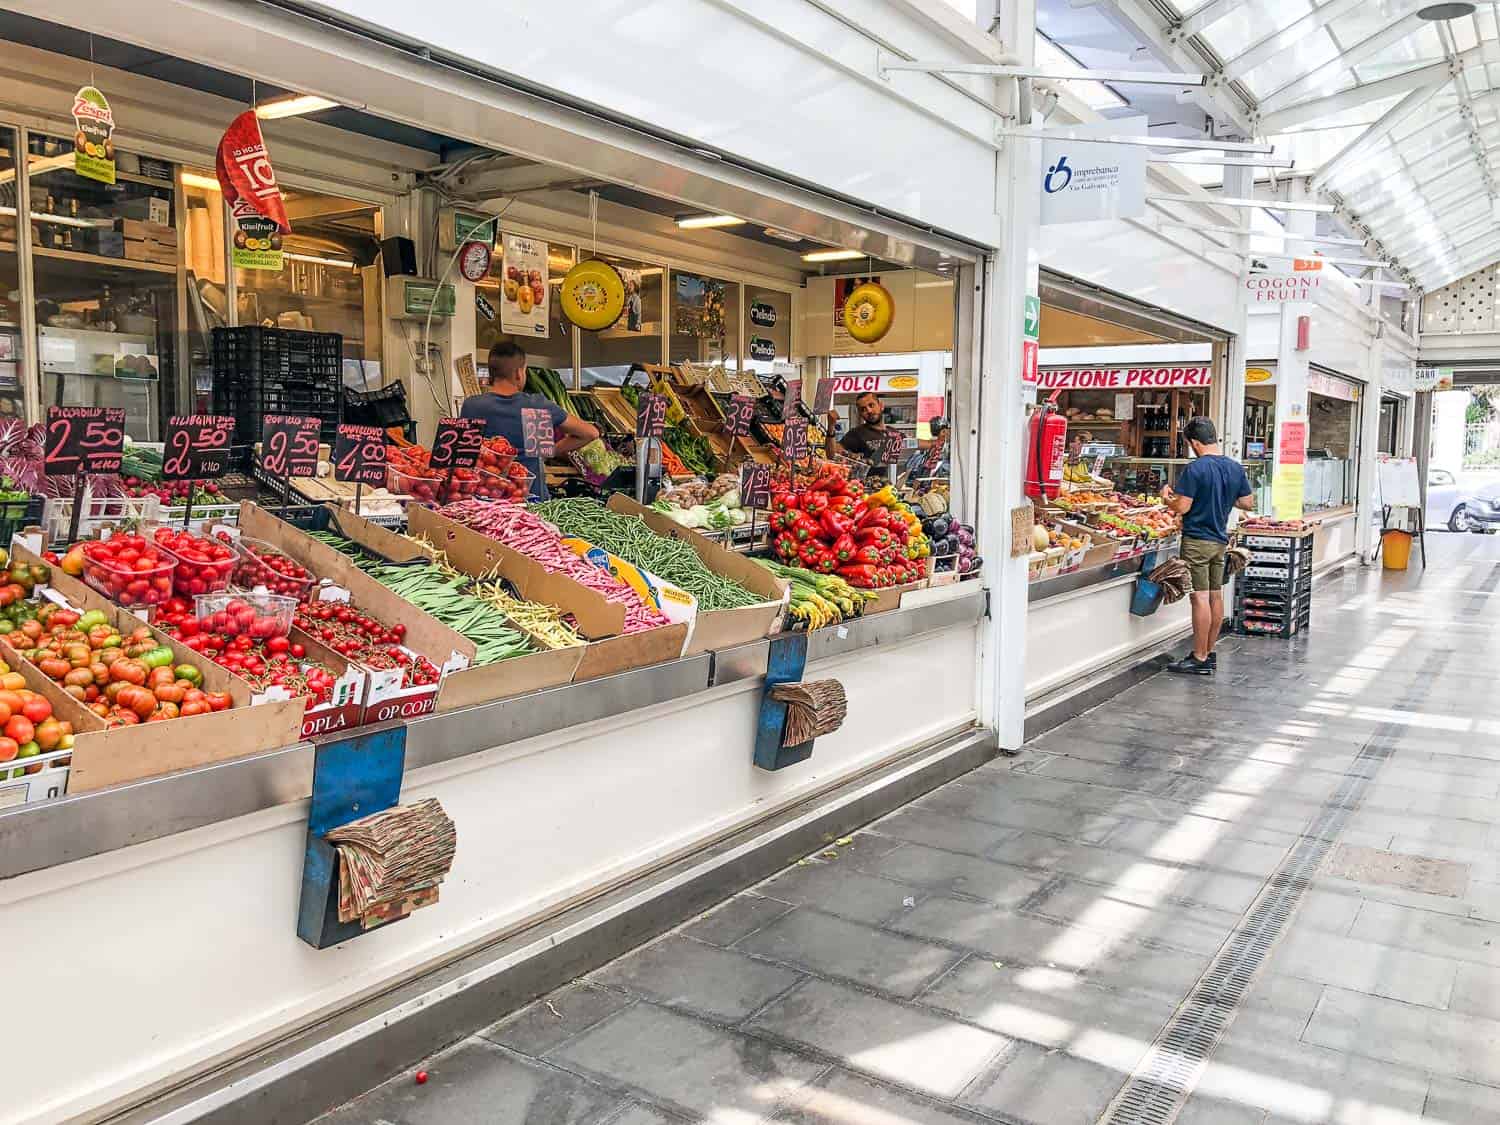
[842,281,895,344]
[560,258,626,331]
[1245,366,1274,384]
[887,375,919,390]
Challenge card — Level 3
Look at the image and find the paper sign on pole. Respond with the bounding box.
[1272,419,1307,521]
[1040,118,1147,226]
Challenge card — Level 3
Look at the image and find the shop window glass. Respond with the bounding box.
[743,287,791,376]
[1307,382,1361,511]
[668,270,738,369]
[477,237,574,383]
[579,255,662,388]
[29,133,178,440]
[0,128,25,420]
[232,187,381,383]
[181,168,227,414]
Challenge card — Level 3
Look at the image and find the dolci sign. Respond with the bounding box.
[45,406,125,476]
[163,415,235,479]
[1040,118,1146,226]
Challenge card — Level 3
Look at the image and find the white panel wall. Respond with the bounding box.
[1025,580,1191,699]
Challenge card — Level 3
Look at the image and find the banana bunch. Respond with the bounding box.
[756,559,876,630]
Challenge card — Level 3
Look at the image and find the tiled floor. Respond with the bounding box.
[318,532,1500,1124]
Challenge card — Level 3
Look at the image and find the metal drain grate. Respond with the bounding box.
[1098,649,1450,1125]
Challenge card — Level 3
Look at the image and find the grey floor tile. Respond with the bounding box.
[1018,878,1238,956]
[1349,899,1500,967]
[773,1068,991,1124]
[851,841,1051,908]
[684,894,795,948]
[319,1038,622,1125]
[756,861,929,927]
[1267,928,1458,1009]
[481,983,633,1057]
[590,935,803,1021]
[602,1106,679,1125]
[892,895,1120,970]
[1174,1095,1267,1125]
[551,1004,824,1122]
[1448,961,1500,1023]
[1422,1076,1500,1122]
[869,805,1021,856]
[748,978,1006,1098]
[1303,986,1500,1086]
[735,906,960,999]
[958,1040,1125,1125]
[915,784,1128,844]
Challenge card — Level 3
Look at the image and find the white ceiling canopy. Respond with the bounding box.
[1043,0,1500,291]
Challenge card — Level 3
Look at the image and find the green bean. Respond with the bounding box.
[531,499,761,611]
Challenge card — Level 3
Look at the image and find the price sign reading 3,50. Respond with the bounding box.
[260,414,322,479]
[332,424,389,485]
[430,417,484,471]
[45,406,126,476]
[723,395,755,438]
[521,407,556,459]
[636,392,668,441]
[162,415,235,480]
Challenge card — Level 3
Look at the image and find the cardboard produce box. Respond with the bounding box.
[0,559,306,793]
[405,506,687,685]
[237,504,582,714]
[605,494,788,655]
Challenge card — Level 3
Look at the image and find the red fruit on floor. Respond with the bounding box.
[414,1071,428,1085]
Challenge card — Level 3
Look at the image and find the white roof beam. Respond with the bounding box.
[1260,60,1454,132]
[1435,21,1497,202]
[1311,79,1451,190]
[1223,0,1368,83]
[1260,8,1432,115]
[1174,0,1240,39]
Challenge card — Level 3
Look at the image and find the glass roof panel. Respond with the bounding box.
[1197,0,1315,65]
[1351,26,1444,83]
[1239,30,1341,96]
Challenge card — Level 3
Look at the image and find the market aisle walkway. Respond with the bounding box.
[318,532,1500,1125]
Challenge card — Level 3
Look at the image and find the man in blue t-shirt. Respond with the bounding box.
[1159,417,1254,676]
[460,341,598,501]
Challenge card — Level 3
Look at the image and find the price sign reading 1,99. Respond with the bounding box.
[636,392,668,441]
[332,424,389,486]
[723,395,755,438]
[260,414,322,479]
[162,415,236,480]
[739,461,772,509]
[45,406,126,476]
[429,417,484,472]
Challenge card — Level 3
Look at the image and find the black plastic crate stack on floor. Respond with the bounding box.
[212,327,343,445]
[1234,527,1314,638]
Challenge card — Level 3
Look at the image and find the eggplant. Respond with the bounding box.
[929,515,952,539]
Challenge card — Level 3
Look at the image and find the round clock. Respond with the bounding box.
[457,240,492,283]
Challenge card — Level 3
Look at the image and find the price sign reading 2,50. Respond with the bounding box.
[45,406,126,476]
[260,415,322,479]
[162,415,235,480]
[332,424,389,486]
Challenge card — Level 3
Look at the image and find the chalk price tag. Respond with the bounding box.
[332,424,389,486]
[260,414,322,479]
[45,406,125,476]
[521,407,556,458]
[881,428,906,464]
[739,461,772,508]
[812,378,834,415]
[429,417,484,471]
[636,392,668,441]
[723,394,755,438]
[162,415,235,480]
[781,416,809,463]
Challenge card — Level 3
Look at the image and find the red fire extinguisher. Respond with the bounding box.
[1025,402,1067,501]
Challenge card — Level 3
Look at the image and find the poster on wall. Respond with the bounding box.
[619,267,644,333]
[500,234,549,338]
[216,110,290,271]
[673,273,726,345]
[71,86,116,185]
[1039,118,1146,226]
[1273,419,1307,521]
[917,394,945,440]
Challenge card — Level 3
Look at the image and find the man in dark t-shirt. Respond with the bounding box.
[825,390,892,468]
[1159,417,1254,676]
[460,341,598,501]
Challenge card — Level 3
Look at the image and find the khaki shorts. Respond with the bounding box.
[1181,537,1228,593]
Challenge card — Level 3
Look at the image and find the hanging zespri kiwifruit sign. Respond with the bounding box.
[559,258,626,330]
[71,86,116,185]
[841,281,895,345]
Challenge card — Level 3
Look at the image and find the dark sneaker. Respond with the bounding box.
[1207,652,1218,669]
[1167,655,1213,676]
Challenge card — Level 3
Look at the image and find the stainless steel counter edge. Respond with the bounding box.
[0,591,988,881]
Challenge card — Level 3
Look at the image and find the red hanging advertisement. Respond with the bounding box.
[216,111,290,271]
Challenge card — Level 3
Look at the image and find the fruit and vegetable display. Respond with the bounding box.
[8,606,229,726]
[231,536,318,599]
[922,514,980,575]
[532,497,764,610]
[437,500,670,633]
[387,442,531,505]
[1240,517,1308,532]
[155,596,340,706]
[152,527,238,597]
[0,656,70,777]
[526,366,630,484]
[754,559,875,629]
[79,534,177,608]
[294,598,442,686]
[765,470,929,589]
[652,474,749,530]
[119,444,226,508]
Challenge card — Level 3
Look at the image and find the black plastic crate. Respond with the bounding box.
[212,326,343,444]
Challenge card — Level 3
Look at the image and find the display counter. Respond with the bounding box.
[0,585,983,1124]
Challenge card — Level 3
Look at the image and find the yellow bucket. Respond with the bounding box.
[1381,529,1412,571]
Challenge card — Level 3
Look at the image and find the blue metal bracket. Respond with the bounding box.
[297,725,407,949]
[754,632,815,771]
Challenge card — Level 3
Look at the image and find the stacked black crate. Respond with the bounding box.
[1233,527,1314,638]
[211,327,343,446]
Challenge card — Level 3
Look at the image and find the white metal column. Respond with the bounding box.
[1273,192,1315,516]
[1220,165,1254,459]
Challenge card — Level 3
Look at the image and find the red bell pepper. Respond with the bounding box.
[832,534,857,563]
[774,533,797,560]
[801,490,831,516]
[837,564,879,586]
[814,549,837,574]
[819,510,852,540]
[792,514,820,543]
[856,544,882,566]
[798,541,822,568]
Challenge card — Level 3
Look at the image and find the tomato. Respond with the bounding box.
[153,682,187,704]
[110,659,147,686]
[0,737,17,762]
[204,691,232,712]
[0,673,23,692]
[21,697,50,724]
[148,665,176,688]
[180,700,211,717]
[5,715,33,744]
[33,718,60,750]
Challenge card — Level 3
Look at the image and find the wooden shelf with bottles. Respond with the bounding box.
[32,245,177,275]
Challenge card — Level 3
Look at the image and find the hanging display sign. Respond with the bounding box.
[429,417,484,471]
[44,406,125,476]
[162,415,235,480]
[1307,370,1360,403]
[1040,119,1147,226]
[71,86,116,185]
[332,424,388,486]
[833,277,883,354]
[1272,419,1307,521]
[520,407,556,458]
[749,300,778,328]
[1241,261,1323,305]
[840,280,895,345]
[1415,366,1454,392]
[500,234,549,337]
[1035,365,1213,390]
[217,110,291,271]
[560,258,625,330]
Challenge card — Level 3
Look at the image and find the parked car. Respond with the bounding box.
[1427,469,1500,532]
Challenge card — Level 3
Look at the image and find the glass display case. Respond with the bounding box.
[28,133,179,440]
